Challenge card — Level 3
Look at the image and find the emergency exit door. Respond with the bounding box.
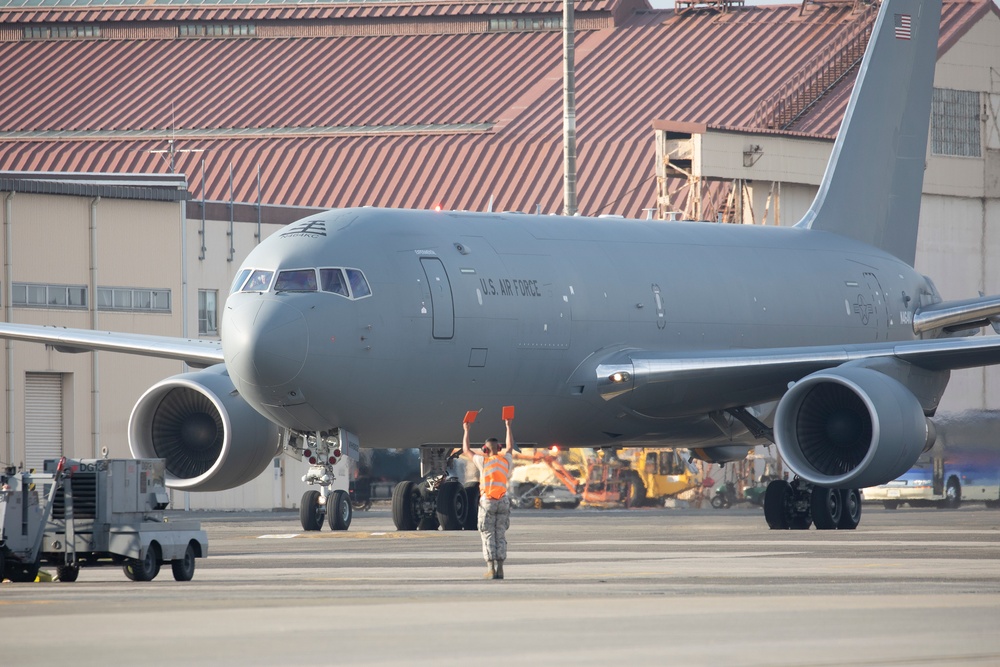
[421,257,454,339]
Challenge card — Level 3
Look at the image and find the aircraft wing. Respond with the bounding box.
[0,322,223,368]
[597,334,1000,417]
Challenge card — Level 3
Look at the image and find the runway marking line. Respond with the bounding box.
[256,531,430,540]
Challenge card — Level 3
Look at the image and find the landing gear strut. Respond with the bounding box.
[391,447,476,531]
[289,429,354,532]
[763,478,862,530]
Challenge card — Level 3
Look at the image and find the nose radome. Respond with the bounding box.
[223,299,308,388]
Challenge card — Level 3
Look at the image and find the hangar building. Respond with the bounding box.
[0,0,997,509]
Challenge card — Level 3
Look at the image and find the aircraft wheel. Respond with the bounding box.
[391,481,419,530]
[436,480,467,530]
[763,479,791,529]
[56,564,80,583]
[810,487,843,530]
[171,543,197,582]
[838,488,862,530]
[328,489,353,531]
[463,483,480,530]
[300,490,323,531]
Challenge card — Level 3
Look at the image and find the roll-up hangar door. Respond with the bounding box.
[25,372,63,469]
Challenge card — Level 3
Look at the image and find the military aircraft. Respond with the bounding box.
[1,0,997,532]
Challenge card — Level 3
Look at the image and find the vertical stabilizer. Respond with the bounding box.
[795,0,941,266]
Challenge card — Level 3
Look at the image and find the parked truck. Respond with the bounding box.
[1,457,207,583]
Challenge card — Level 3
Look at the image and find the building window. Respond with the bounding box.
[97,287,170,313]
[931,88,982,158]
[13,283,87,309]
[198,290,218,335]
[23,25,100,40]
[488,17,562,32]
[179,23,256,38]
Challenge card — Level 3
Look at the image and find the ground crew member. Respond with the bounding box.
[462,415,514,579]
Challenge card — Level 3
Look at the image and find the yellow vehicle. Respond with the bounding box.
[618,449,702,506]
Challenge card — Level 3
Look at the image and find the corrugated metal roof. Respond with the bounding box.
[0,0,994,219]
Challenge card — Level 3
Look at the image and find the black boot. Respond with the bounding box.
[495,559,504,580]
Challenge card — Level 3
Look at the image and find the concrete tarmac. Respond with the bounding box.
[1,504,999,666]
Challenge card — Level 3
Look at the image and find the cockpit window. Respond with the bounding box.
[275,269,318,292]
[242,270,274,292]
[320,268,349,297]
[346,269,371,298]
[231,268,252,294]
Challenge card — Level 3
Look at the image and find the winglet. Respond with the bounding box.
[795,0,942,267]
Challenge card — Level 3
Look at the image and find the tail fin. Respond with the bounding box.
[795,0,942,266]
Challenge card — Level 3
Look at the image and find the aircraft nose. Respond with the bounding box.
[224,299,308,388]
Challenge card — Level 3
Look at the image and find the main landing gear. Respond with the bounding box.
[391,447,479,531]
[289,429,354,532]
[763,478,862,530]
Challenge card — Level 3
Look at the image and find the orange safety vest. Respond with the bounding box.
[481,454,511,500]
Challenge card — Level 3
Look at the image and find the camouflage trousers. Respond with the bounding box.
[477,495,511,562]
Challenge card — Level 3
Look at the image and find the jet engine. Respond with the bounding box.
[128,364,280,492]
[774,366,932,489]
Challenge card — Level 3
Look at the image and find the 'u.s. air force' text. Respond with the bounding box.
[479,278,542,297]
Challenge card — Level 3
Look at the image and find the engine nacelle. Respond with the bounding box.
[128,364,280,492]
[774,366,931,488]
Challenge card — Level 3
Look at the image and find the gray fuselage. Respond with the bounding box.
[222,207,935,450]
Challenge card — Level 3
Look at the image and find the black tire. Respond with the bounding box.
[711,494,725,509]
[763,479,791,529]
[328,489,353,531]
[436,480,468,530]
[939,478,961,509]
[838,488,862,530]
[463,483,480,531]
[7,563,40,583]
[300,490,323,531]
[811,487,843,530]
[391,481,418,531]
[883,501,900,510]
[126,543,161,582]
[171,543,197,582]
[56,564,80,583]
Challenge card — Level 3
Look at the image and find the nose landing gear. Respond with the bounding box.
[289,429,355,532]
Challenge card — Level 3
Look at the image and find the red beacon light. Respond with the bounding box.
[433,204,443,212]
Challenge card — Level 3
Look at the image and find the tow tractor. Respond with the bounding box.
[0,457,207,583]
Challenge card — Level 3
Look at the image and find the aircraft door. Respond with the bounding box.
[420,257,455,339]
